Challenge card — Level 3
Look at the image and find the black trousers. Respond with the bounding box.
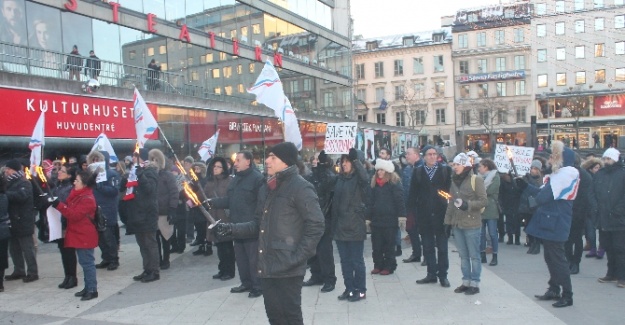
[543,239,573,295]
[505,211,521,238]
[172,204,187,250]
[216,240,236,276]
[261,276,304,325]
[406,224,422,258]
[497,212,505,239]
[135,232,159,274]
[565,223,584,265]
[307,224,336,285]
[194,218,207,244]
[371,225,398,271]
[156,230,170,264]
[421,231,449,279]
[99,226,119,264]
[234,239,261,290]
[57,239,77,277]
[600,230,625,280]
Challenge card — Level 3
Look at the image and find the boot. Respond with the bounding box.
[552,292,573,308]
[480,252,487,263]
[529,242,540,255]
[514,235,521,245]
[192,244,206,256]
[58,276,70,289]
[585,248,597,258]
[204,243,213,256]
[506,235,513,245]
[395,245,402,257]
[570,263,579,275]
[596,248,605,259]
[64,276,78,289]
[489,253,498,266]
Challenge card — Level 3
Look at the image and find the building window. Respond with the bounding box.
[459,61,469,74]
[434,55,444,72]
[496,82,507,97]
[355,63,364,79]
[495,30,505,45]
[394,60,404,76]
[129,50,136,60]
[223,66,233,78]
[515,80,526,95]
[375,62,384,77]
[394,85,405,100]
[576,71,586,84]
[514,55,525,70]
[343,90,351,106]
[460,85,470,98]
[416,111,426,125]
[396,112,406,127]
[535,3,546,15]
[219,52,227,61]
[537,49,547,62]
[495,57,506,71]
[376,113,386,125]
[595,69,606,83]
[241,26,248,38]
[616,15,625,28]
[477,32,486,46]
[413,57,424,74]
[414,83,425,97]
[159,45,166,54]
[537,24,546,37]
[516,107,527,123]
[191,71,199,81]
[356,89,366,102]
[575,45,585,58]
[252,24,261,34]
[616,0,624,6]
[290,80,299,93]
[323,92,334,107]
[514,28,524,42]
[458,34,468,48]
[238,84,245,93]
[595,43,605,57]
[595,0,604,8]
[211,68,220,78]
[556,48,566,60]
[575,20,585,33]
[556,22,565,35]
[477,59,487,72]
[478,109,489,125]
[498,109,508,124]
[303,79,311,91]
[555,0,565,13]
[375,87,385,102]
[461,110,471,126]
[617,41,625,55]
[538,74,548,87]
[616,68,625,81]
[575,0,584,11]
[147,48,154,56]
[224,86,233,96]
[556,73,567,86]
[595,18,605,31]
[478,83,488,97]
[230,29,237,39]
[434,81,445,97]
[436,108,446,124]
[214,87,221,95]
[357,114,367,122]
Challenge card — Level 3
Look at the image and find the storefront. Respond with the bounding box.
[463,128,530,153]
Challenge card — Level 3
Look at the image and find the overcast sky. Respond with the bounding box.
[350,0,503,38]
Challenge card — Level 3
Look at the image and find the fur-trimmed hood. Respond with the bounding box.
[192,162,207,178]
[581,157,603,172]
[148,149,166,171]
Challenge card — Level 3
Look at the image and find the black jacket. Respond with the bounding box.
[157,169,179,215]
[124,164,159,234]
[85,55,101,76]
[593,162,625,231]
[331,160,369,241]
[211,167,264,225]
[572,167,596,230]
[408,164,451,235]
[6,173,34,237]
[232,166,324,278]
[368,179,405,228]
[306,165,336,219]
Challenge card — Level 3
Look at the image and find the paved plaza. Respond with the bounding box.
[0,229,620,325]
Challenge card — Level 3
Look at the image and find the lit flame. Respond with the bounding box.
[506,146,514,160]
[175,160,187,176]
[182,181,200,206]
[35,166,47,183]
[61,156,67,165]
[134,142,140,154]
[24,167,32,180]
[230,152,237,163]
[189,168,199,182]
[437,190,451,200]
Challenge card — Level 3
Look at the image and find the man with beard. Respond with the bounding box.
[0,0,25,44]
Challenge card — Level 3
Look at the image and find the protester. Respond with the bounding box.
[581,157,604,258]
[477,158,500,266]
[0,171,9,292]
[150,149,178,270]
[52,164,78,289]
[518,160,544,254]
[401,147,423,264]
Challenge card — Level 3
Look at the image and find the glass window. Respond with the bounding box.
[394,85,404,100]
[394,60,403,76]
[436,108,446,124]
[252,24,261,34]
[537,49,547,62]
[356,89,366,101]
[556,1,565,13]
[556,22,565,35]
[575,0,584,10]
[375,62,384,77]
[595,43,605,57]
[516,107,527,123]
[595,69,606,83]
[223,66,232,78]
[460,85,470,98]
[514,28,524,42]
[214,87,221,95]
[477,32,486,46]
[556,73,567,86]
[159,45,166,54]
[129,50,136,60]
[617,68,625,81]
[617,41,625,55]
[211,68,220,78]
[237,64,243,74]
[323,92,334,107]
[495,57,506,71]
[458,34,468,48]
[459,61,469,74]
[514,55,525,70]
[434,55,444,72]
[498,109,508,124]
[478,109,489,125]
[249,63,255,73]
[495,30,505,45]
[206,53,213,63]
[515,81,526,95]
[375,87,385,102]
[575,20,585,33]
[538,74,548,87]
[478,83,488,97]
[413,57,424,74]
[536,24,546,37]
[238,84,245,93]
[355,63,365,79]
[575,46,585,58]
[461,110,471,126]
[477,59,487,72]
[595,0,604,8]
[496,82,507,97]
[576,71,586,84]
[434,81,445,97]
[596,18,605,31]
[396,112,405,127]
[303,79,311,91]
[616,15,625,29]
[535,3,547,15]
[376,113,386,125]
[556,48,566,60]
[224,86,233,96]
[290,80,299,93]
[147,47,154,56]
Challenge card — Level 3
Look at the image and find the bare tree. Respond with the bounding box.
[561,86,590,149]
[460,95,509,152]
[396,79,434,135]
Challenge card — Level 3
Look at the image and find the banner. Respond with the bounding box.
[594,94,625,116]
[198,129,220,162]
[91,133,119,163]
[133,88,159,148]
[29,111,45,175]
[323,122,358,154]
[494,144,535,176]
[364,129,375,161]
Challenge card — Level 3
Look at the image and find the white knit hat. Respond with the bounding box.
[603,148,620,162]
[375,159,395,173]
[452,153,472,167]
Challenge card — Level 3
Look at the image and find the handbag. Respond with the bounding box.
[0,214,11,241]
[92,206,107,232]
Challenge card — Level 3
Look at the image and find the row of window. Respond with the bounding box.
[457,28,525,49]
[459,108,527,126]
[534,0,622,16]
[355,56,445,79]
[537,15,625,37]
[458,56,525,74]
[355,81,446,103]
[537,43,623,62]
[458,81,527,98]
[536,68,623,87]
[366,109,448,126]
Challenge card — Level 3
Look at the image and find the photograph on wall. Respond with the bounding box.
[391,132,400,157]
[0,0,26,45]
[400,134,406,153]
[26,2,61,52]
[364,129,375,161]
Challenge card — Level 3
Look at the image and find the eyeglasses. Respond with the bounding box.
[214,165,223,169]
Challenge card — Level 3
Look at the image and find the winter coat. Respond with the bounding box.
[571,167,596,231]
[499,174,521,218]
[84,55,101,76]
[157,169,179,215]
[211,167,264,226]
[331,160,369,241]
[56,187,98,249]
[368,176,405,228]
[444,172,487,229]
[0,193,8,270]
[232,166,324,278]
[66,50,82,71]
[401,160,423,206]
[592,162,625,231]
[124,163,159,234]
[481,172,500,220]
[52,179,73,231]
[87,151,120,227]
[6,173,34,237]
[305,165,336,219]
[517,173,543,215]
[407,163,452,235]
[203,174,231,223]
[525,179,574,242]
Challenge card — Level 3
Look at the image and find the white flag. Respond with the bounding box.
[29,111,45,175]
[91,133,119,163]
[198,129,220,162]
[247,60,302,149]
[133,88,158,148]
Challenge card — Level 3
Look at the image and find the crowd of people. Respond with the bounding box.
[0,140,623,324]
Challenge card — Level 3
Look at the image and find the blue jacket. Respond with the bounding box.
[524,180,573,242]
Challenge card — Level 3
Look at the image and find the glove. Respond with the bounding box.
[348,148,358,162]
[214,223,233,238]
[444,225,452,238]
[515,177,528,191]
[49,197,60,208]
[454,198,468,211]
[167,207,177,225]
[318,150,328,166]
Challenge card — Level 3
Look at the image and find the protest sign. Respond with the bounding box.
[324,122,358,154]
[494,144,535,176]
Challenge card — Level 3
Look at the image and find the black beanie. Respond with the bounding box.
[138,148,150,162]
[5,159,23,172]
[269,142,299,167]
[421,145,436,156]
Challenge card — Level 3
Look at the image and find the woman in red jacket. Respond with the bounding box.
[52,170,99,301]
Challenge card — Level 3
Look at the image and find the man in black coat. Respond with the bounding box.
[214,142,324,325]
[3,159,38,282]
[84,50,101,80]
[210,151,264,297]
[408,145,452,288]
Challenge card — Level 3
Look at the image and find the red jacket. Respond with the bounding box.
[56,187,98,249]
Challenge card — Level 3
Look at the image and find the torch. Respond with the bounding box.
[172,152,217,226]
[25,167,49,201]
[437,190,452,202]
[505,146,519,177]
[35,166,53,196]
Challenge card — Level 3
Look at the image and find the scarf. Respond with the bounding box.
[544,166,579,200]
[375,177,387,187]
[452,168,472,187]
[481,170,497,188]
[267,174,277,191]
[424,163,438,181]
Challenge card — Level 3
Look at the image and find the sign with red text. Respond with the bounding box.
[594,94,625,116]
[324,122,358,154]
[0,88,157,139]
[494,144,535,176]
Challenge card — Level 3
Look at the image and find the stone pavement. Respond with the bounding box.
[0,230,619,325]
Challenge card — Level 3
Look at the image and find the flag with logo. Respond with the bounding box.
[91,133,119,163]
[133,88,158,148]
[198,129,220,162]
[29,111,45,175]
[247,60,302,149]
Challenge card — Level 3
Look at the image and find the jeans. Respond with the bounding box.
[261,276,304,325]
[585,218,597,250]
[234,239,261,290]
[76,248,97,292]
[371,226,397,271]
[453,227,482,287]
[99,226,119,264]
[9,235,38,276]
[600,230,625,280]
[480,219,498,253]
[335,240,366,294]
[421,232,449,280]
[135,232,159,273]
[543,239,572,295]
[395,228,401,247]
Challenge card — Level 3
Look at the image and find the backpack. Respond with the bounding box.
[470,174,486,214]
[92,206,106,232]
